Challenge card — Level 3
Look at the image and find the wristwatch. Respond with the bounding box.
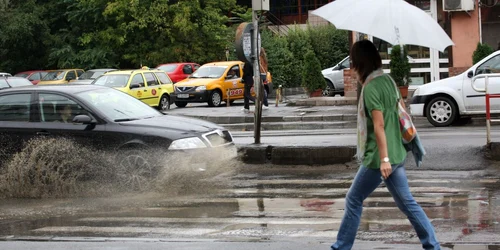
[382,157,390,163]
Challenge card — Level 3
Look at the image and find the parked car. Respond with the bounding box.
[0,85,236,187]
[92,69,174,111]
[71,69,117,84]
[0,73,12,77]
[14,70,47,85]
[39,69,85,85]
[0,76,33,90]
[172,61,251,107]
[156,63,200,83]
[410,51,500,127]
[322,56,349,96]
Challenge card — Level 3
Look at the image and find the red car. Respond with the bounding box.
[14,70,47,85]
[156,63,200,83]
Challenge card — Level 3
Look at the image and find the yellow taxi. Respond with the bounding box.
[92,69,174,111]
[38,69,85,85]
[172,61,253,107]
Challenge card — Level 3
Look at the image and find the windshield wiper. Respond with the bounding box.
[114,118,139,122]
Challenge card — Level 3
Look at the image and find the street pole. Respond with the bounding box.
[252,10,262,144]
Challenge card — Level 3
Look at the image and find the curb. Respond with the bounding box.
[223,121,355,131]
[179,114,357,124]
[237,144,356,165]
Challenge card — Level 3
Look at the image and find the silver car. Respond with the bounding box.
[322,57,349,97]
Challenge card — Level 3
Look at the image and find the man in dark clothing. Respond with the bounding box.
[242,62,255,112]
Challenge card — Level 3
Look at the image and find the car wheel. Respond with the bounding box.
[159,95,170,111]
[322,80,335,96]
[115,150,156,191]
[426,96,458,127]
[175,101,188,108]
[208,90,222,107]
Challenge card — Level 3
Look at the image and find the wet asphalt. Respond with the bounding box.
[1,98,500,249]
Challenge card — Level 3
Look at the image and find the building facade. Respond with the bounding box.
[242,0,500,97]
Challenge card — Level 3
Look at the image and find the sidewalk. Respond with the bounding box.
[166,95,499,167]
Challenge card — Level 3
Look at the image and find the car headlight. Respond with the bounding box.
[196,86,206,91]
[168,137,207,150]
[412,87,420,97]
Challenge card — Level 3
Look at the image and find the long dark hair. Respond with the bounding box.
[350,40,382,83]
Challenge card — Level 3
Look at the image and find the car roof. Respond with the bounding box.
[86,68,117,72]
[202,61,243,67]
[16,70,46,74]
[0,84,109,94]
[104,69,165,75]
[47,69,84,72]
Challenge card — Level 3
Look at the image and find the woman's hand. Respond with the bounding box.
[380,162,392,179]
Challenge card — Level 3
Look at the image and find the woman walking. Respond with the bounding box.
[331,40,441,250]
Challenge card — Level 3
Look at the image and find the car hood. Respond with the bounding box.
[321,67,337,75]
[175,78,219,87]
[117,114,224,134]
[415,74,462,95]
[71,80,93,84]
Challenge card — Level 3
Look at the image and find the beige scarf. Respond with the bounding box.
[356,69,385,161]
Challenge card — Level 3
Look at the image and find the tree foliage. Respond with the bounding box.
[473,42,494,65]
[301,50,326,93]
[389,45,411,87]
[0,1,349,91]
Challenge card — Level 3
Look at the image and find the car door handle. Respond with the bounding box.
[36,131,50,136]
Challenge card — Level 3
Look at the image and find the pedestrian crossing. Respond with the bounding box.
[1,169,499,247]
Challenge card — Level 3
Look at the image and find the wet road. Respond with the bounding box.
[0,165,499,249]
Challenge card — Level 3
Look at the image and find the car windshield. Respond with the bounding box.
[93,75,130,88]
[157,65,178,73]
[190,66,227,78]
[79,70,106,80]
[14,73,29,78]
[77,88,162,121]
[42,71,65,81]
[5,78,32,87]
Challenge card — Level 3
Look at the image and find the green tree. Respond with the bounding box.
[389,45,411,87]
[307,24,349,69]
[287,26,314,87]
[0,0,51,73]
[301,50,326,93]
[261,29,294,88]
[473,42,494,64]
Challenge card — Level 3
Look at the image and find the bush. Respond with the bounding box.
[261,29,295,88]
[389,45,411,87]
[307,24,349,69]
[301,50,326,93]
[473,43,494,64]
[287,26,314,87]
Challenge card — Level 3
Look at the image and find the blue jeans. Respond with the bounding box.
[331,163,440,250]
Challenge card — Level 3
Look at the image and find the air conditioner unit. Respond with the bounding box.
[443,0,475,11]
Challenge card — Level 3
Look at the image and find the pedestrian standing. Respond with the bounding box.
[259,48,269,109]
[330,40,441,250]
[242,62,255,113]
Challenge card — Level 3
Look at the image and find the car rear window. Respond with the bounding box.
[157,65,178,73]
[93,75,130,88]
[6,78,32,87]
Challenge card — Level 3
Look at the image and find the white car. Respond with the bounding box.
[0,73,12,77]
[410,51,500,127]
[321,56,349,96]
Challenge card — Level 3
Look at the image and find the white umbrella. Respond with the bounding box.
[311,0,454,52]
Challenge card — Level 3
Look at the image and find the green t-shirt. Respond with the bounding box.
[362,75,407,169]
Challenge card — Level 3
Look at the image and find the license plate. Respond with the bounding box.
[177,94,189,98]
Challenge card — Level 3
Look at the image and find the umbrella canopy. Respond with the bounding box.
[311,0,454,52]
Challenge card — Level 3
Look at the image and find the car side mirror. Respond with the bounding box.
[130,83,141,89]
[467,71,474,78]
[72,115,95,124]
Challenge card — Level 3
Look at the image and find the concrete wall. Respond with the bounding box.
[450,0,481,68]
